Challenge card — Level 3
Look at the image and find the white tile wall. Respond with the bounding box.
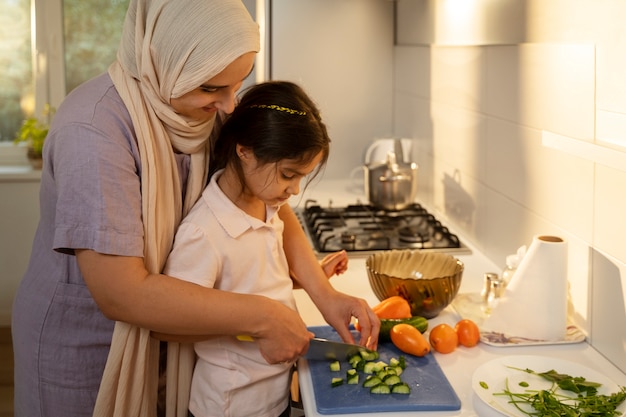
[271,0,395,179]
[393,1,626,372]
[591,250,626,371]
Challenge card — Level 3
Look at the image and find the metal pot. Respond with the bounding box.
[364,139,418,211]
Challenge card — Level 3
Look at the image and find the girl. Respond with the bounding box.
[161,81,332,417]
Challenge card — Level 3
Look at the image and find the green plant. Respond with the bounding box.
[13,105,55,157]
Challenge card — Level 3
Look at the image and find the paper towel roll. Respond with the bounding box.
[482,235,568,341]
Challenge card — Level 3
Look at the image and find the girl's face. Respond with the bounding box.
[170,52,256,121]
[240,146,324,208]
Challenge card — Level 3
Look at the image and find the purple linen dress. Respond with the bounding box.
[11,73,189,417]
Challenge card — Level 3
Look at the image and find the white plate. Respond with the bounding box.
[472,355,626,417]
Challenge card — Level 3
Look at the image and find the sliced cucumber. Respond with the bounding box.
[383,374,402,386]
[390,365,403,376]
[362,375,383,388]
[359,349,379,361]
[346,369,359,385]
[391,382,411,394]
[363,361,377,374]
[379,367,397,378]
[328,354,411,395]
[331,377,343,387]
[348,354,364,370]
[370,383,391,394]
[372,361,387,373]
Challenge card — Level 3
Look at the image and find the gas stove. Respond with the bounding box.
[296,199,471,257]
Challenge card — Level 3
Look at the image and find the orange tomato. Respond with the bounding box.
[372,296,412,319]
[428,323,458,354]
[390,323,430,357]
[455,319,480,348]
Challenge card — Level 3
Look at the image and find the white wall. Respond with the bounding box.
[270,0,395,179]
[393,0,626,372]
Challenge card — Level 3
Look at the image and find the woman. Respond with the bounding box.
[11,1,379,416]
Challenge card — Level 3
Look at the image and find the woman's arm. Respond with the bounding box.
[278,205,379,350]
[76,249,313,363]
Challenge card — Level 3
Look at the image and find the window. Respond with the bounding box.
[0,0,261,162]
[0,0,128,144]
[63,0,129,93]
[0,0,32,142]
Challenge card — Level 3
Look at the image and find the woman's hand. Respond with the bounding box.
[320,250,348,278]
[252,301,315,364]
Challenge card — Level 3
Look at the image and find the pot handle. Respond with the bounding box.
[364,140,391,165]
[350,166,365,185]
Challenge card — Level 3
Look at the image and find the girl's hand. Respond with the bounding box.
[320,250,348,278]
[318,291,380,352]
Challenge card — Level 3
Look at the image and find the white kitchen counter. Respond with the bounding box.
[293,256,626,416]
[291,179,626,417]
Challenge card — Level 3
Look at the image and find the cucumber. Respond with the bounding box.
[362,376,382,388]
[331,377,343,387]
[389,365,403,376]
[328,355,411,395]
[391,382,411,394]
[379,316,428,342]
[370,383,391,394]
[382,374,402,386]
[359,349,379,361]
[348,354,364,370]
[382,366,397,376]
[372,361,387,373]
[363,361,377,374]
[346,369,359,385]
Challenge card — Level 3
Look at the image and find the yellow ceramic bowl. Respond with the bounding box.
[366,250,464,319]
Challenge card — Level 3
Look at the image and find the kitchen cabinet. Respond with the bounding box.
[0,168,41,325]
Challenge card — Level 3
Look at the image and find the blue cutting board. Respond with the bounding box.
[306,326,461,414]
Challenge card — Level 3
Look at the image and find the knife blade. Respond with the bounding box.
[304,337,375,361]
[237,335,376,361]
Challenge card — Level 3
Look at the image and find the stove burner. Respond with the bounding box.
[297,199,468,255]
[341,231,356,244]
[398,226,427,244]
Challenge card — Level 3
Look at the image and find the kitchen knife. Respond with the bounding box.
[236,335,376,361]
[304,337,375,361]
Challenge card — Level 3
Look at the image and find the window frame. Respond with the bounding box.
[33,0,66,119]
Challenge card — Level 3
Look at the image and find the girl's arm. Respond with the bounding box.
[278,205,379,350]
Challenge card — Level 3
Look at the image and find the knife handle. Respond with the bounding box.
[237,335,254,342]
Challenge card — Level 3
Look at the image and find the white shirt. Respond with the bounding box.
[164,170,295,417]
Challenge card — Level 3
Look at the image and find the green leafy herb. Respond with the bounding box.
[493,367,626,417]
[509,366,603,396]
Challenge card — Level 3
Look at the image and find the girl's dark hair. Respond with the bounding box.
[210,81,330,190]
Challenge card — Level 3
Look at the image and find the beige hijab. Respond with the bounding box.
[93,1,259,416]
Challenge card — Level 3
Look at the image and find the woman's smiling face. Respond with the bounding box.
[170,52,256,121]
